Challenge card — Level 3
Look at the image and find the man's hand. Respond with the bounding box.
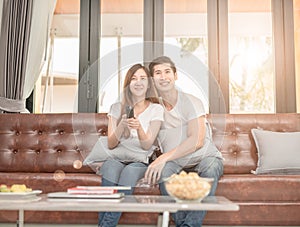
[145,154,169,185]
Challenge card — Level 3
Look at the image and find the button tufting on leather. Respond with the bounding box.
[57,149,62,153]
[59,130,64,135]
[16,131,20,136]
[13,150,18,154]
[38,130,43,135]
[36,150,41,154]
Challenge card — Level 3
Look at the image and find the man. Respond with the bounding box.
[145,56,223,227]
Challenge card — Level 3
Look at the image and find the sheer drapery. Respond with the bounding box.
[0,0,33,112]
[0,1,3,32]
[23,0,56,101]
[0,0,56,113]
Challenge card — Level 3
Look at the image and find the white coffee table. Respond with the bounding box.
[0,195,239,227]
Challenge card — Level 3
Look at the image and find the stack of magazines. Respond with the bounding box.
[47,186,131,200]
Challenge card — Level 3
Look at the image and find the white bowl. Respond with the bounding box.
[164,171,213,202]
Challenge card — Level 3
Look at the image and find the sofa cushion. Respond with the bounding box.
[83,137,154,165]
[0,172,101,194]
[251,129,300,174]
[215,174,300,201]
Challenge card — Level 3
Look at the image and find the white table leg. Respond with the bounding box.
[161,211,169,227]
[157,213,163,227]
[18,209,24,227]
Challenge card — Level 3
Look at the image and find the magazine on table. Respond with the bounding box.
[47,191,125,201]
[67,186,131,195]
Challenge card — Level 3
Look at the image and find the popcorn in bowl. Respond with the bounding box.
[164,171,213,202]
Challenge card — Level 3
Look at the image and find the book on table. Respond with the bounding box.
[47,186,131,200]
[67,186,131,195]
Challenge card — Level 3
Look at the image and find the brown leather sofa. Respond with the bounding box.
[0,113,299,225]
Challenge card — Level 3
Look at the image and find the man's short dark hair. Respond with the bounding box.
[149,56,177,76]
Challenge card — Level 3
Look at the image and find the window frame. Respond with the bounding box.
[272,0,296,113]
[77,0,296,113]
[78,0,99,113]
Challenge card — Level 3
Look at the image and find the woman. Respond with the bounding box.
[98,64,164,227]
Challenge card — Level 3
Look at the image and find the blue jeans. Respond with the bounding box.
[98,159,147,227]
[159,156,223,227]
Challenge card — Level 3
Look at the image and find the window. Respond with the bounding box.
[98,0,144,112]
[164,0,209,112]
[32,0,298,113]
[228,0,275,113]
[35,0,80,113]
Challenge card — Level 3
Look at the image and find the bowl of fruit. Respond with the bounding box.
[0,184,32,193]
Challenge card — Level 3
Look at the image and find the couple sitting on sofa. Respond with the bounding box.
[84,56,223,227]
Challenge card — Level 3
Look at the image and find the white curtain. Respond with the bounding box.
[0,0,56,113]
[23,0,56,101]
[0,1,3,33]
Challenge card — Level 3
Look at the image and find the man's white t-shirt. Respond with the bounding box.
[160,91,206,129]
[158,91,222,167]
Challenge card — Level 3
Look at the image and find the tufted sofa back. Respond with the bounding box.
[0,113,299,174]
[208,113,300,174]
[0,113,108,173]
